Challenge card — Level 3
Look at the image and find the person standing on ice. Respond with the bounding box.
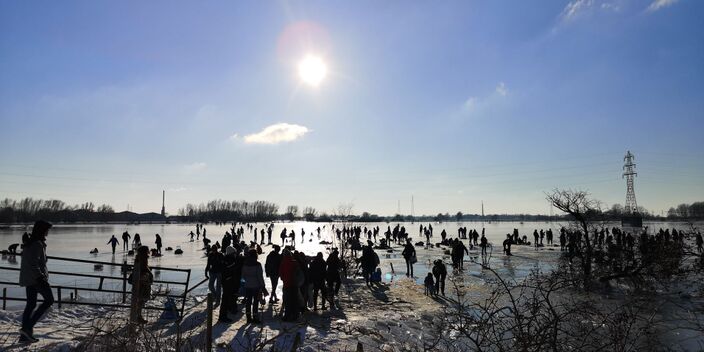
[402,239,416,277]
[107,235,120,254]
[154,234,162,255]
[205,245,224,307]
[122,231,131,251]
[19,220,54,343]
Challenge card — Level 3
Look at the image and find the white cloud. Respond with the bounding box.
[463,97,479,111]
[243,123,310,145]
[460,82,509,117]
[560,0,595,21]
[229,133,239,140]
[647,0,678,12]
[183,162,207,172]
[496,82,508,96]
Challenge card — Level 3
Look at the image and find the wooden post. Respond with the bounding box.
[390,263,395,274]
[206,293,213,351]
[57,288,62,309]
[99,277,104,290]
[122,260,128,303]
[2,287,6,310]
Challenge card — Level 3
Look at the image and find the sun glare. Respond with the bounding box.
[298,55,327,87]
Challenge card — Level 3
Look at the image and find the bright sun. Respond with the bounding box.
[298,55,327,87]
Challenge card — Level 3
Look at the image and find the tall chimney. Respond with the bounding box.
[161,190,166,217]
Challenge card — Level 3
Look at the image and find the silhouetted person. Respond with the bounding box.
[8,243,20,254]
[130,245,153,324]
[503,235,513,256]
[154,234,162,255]
[480,234,488,256]
[205,245,224,307]
[265,245,282,303]
[133,233,141,249]
[107,235,120,254]
[325,249,342,308]
[424,273,435,296]
[279,249,301,321]
[402,239,416,277]
[432,259,447,296]
[309,252,327,310]
[219,246,237,323]
[122,231,131,251]
[19,220,54,343]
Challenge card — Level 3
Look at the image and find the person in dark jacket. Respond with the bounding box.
[432,259,447,296]
[218,246,237,323]
[309,252,327,311]
[279,249,301,321]
[359,245,378,285]
[155,234,162,255]
[265,245,282,303]
[401,239,416,277]
[325,249,342,308]
[107,235,120,254]
[19,220,54,343]
[205,245,225,307]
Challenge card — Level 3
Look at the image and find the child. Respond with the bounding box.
[424,273,435,296]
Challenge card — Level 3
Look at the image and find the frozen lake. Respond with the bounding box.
[0,220,697,309]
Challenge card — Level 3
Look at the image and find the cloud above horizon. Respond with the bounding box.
[647,0,678,12]
[183,162,207,173]
[243,123,310,144]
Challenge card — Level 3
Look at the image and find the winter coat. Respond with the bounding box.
[279,255,300,289]
[309,257,327,284]
[19,240,48,287]
[241,258,266,290]
[265,251,282,277]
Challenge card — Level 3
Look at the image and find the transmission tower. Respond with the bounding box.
[623,151,638,213]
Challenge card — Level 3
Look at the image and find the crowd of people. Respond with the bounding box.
[12,219,703,344]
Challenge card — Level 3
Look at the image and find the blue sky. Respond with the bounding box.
[1,0,702,216]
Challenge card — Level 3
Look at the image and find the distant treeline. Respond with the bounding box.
[2,197,702,224]
[666,201,704,219]
[0,198,166,223]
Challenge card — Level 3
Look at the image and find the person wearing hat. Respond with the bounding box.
[19,220,54,343]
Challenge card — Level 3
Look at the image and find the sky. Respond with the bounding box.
[1,0,703,216]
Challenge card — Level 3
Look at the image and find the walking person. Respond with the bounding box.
[309,252,327,311]
[265,245,282,303]
[129,246,153,324]
[107,235,120,254]
[325,249,342,309]
[19,220,54,343]
[205,245,224,307]
[241,249,268,324]
[122,231,131,251]
[402,239,416,277]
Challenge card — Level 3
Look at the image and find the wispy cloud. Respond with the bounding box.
[243,123,310,145]
[183,162,207,173]
[496,82,508,96]
[647,0,678,12]
[461,82,509,116]
[560,0,595,22]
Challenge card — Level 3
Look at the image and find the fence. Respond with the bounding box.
[0,255,207,318]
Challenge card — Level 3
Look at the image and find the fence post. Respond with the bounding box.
[206,293,213,351]
[122,260,128,303]
[2,287,6,310]
[57,287,62,309]
[99,277,104,290]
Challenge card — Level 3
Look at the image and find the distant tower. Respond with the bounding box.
[411,195,414,217]
[161,190,166,216]
[623,151,638,213]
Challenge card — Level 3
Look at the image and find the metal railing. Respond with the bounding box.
[0,255,207,318]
